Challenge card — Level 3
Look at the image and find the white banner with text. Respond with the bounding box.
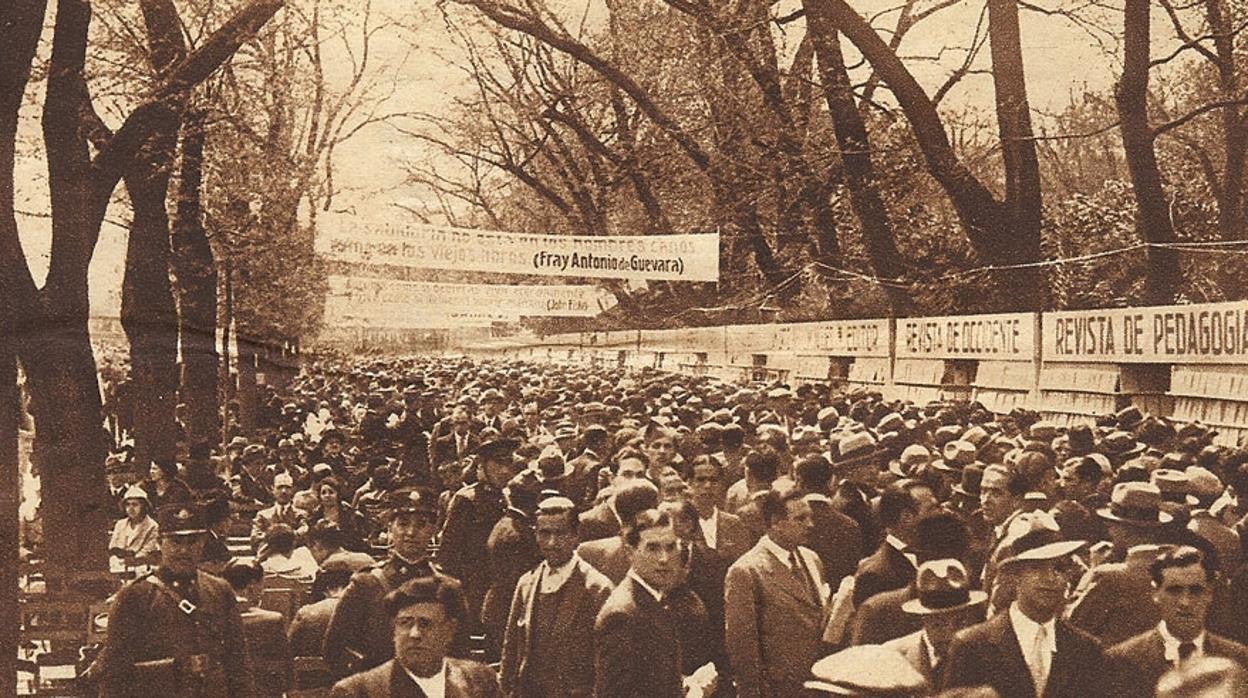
[315,217,720,281]
[325,276,615,318]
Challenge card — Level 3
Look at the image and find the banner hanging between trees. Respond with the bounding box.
[325,275,616,319]
[315,216,720,281]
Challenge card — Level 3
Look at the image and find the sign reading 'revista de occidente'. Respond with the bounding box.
[315,215,720,282]
[1043,300,1248,364]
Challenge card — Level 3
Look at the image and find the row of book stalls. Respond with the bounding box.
[478,299,1248,447]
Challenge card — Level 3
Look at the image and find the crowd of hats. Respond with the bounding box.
[92,352,1248,694]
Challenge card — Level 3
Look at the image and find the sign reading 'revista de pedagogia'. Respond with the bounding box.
[315,215,720,282]
[1043,300,1248,363]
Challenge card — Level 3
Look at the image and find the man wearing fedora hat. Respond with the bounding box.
[1101,546,1248,697]
[851,511,972,646]
[882,558,988,686]
[1067,482,1174,646]
[323,488,444,678]
[829,431,884,553]
[804,644,930,696]
[94,504,254,696]
[942,513,1100,698]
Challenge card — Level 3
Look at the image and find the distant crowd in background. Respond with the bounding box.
[66,355,1248,696]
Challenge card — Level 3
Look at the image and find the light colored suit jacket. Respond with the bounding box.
[499,558,613,697]
[330,658,500,698]
[725,539,829,698]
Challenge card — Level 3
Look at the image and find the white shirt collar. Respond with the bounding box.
[404,658,447,697]
[920,629,941,667]
[539,555,579,595]
[803,492,833,505]
[627,569,664,603]
[1158,621,1206,663]
[697,508,719,549]
[761,534,796,569]
[1009,602,1057,657]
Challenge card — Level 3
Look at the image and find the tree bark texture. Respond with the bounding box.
[803,6,909,313]
[986,0,1044,307]
[1117,0,1181,304]
[171,113,220,449]
[812,0,1006,252]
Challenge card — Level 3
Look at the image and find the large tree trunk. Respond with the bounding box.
[1117,0,1181,303]
[804,8,909,314]
[121,134,180,469]
[1204,0,1246,240]
[171,113,220,449]
[987,0,1044,308]
[21,323,111,573]
[810,0,1013,262]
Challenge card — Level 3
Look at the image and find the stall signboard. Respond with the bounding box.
[897,313,1036,360]
[1043,301,1248,364]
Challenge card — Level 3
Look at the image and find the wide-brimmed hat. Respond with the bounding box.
[940,440,977,468]
[1151,469,1199,506]
[833,431,879,469]
[998,511,1086,569]
[951,464,985,498]
[804,645,928,695]
[1186,467,1224,504]
[1100,430,1147,458]
[476,437,521,461]
[1097,481,1174,526]
[902,559,988,615]
[1116,405,1145,431]
[536,444,574,481]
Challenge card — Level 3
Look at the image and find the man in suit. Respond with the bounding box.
[500,497,613,698]
[942,514,1102,698]
[288,560,354,657]
[330,574,500,698]
[1102,546,1248,697]
[794,454,862,585]
[687,454,751,562]
[725,482,829,698]
[882,558,987,687]
[577,451,648,543]
[852,479,937,606]
[852,510,970,646]
[565,425,609,507]
[429,408,480,467]
[251,471,306,548]
[1067,482,1174,646]
[223,560,293,697]
[577,479,659,583]
[323,488,442,678]
[594,508,688,698]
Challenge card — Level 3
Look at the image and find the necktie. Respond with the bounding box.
[1178,641,1197,663]
[790,550,817,604]
[1029,624,1050,695]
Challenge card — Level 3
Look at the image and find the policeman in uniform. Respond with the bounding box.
[437,437,521,630]
[94,504,253,697]
[322,487,442,678]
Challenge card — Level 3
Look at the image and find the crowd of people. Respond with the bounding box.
[82,355,1248,697]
